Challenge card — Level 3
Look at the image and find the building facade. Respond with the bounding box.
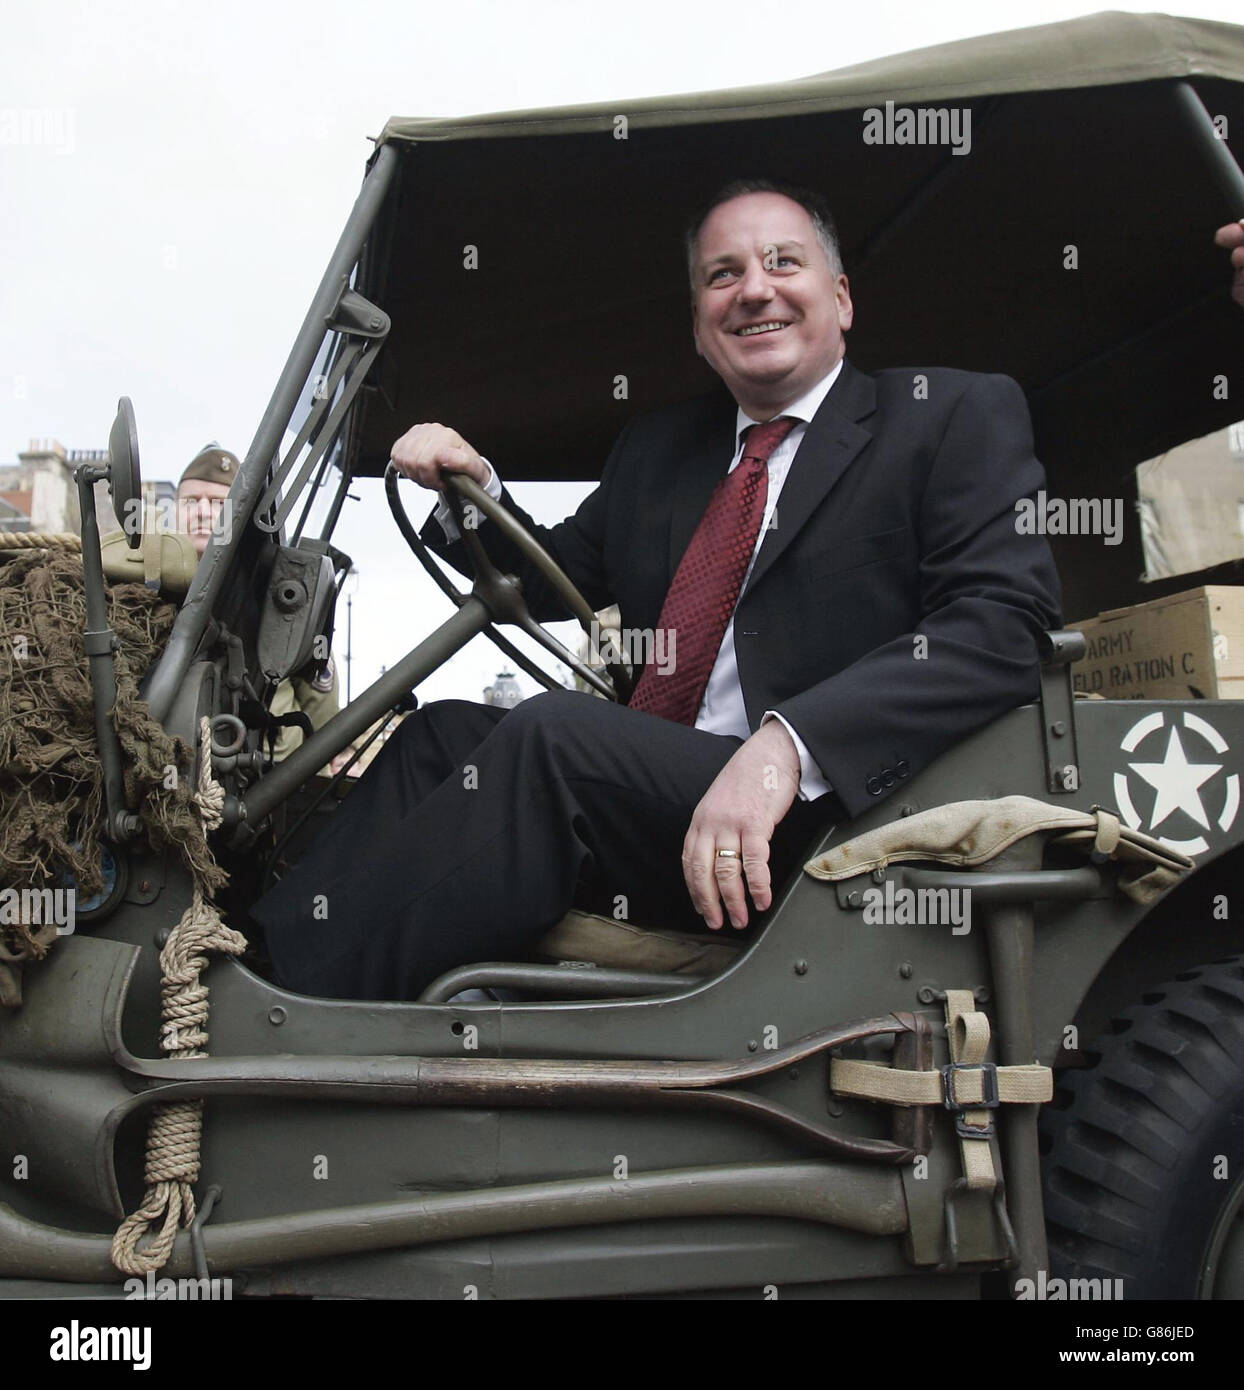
[0,439,174,537]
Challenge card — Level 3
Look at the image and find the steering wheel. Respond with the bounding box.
[384,465,633,703]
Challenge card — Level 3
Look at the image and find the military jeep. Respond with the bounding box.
[2,11,1244,1302]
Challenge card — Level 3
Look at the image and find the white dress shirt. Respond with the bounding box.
[434,359,843,800]
[698,363,841,801]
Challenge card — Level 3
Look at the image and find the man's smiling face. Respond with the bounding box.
[691,191,853,418]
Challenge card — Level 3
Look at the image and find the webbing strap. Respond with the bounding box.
[1093,807,1121,859]
[830,1058,1053,1106]
[829,991,1053,1195]
[944,990,995,1190]
[142,527,162,590]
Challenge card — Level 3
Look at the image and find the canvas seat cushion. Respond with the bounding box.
[536,909,743,975]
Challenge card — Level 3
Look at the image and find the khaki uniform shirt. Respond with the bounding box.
[270,660,339,761]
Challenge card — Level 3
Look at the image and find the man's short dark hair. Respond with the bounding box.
[685,179,844,284]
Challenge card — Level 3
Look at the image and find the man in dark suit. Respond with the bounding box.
[252,179,1061,1000]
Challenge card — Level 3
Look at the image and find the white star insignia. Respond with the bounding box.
[1129,727,1221,832]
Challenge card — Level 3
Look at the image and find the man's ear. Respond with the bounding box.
[836,274,855,331]
[691,298,705,359]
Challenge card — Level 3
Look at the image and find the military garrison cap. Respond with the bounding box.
[179,443,240,490]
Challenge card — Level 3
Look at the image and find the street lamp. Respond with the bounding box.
[343,565,360,703]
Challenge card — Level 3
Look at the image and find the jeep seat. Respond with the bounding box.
[536,909,743,975]
[416,909,747,1001]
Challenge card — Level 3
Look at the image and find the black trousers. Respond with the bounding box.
[252,689,834,1000]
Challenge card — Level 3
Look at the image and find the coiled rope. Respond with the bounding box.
[0,532,82,550]
[111,718,245,1275]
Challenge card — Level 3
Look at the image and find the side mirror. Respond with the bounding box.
[107,396,142,550]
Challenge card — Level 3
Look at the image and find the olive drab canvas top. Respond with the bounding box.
[376,13,1243,147]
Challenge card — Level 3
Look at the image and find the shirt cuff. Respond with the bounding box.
[762,711,832,802]
[434,459,501,541]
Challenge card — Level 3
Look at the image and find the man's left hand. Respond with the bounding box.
[1215,222,1244,308]
[683,720,801,931]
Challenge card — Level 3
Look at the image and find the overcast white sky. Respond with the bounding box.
[2,0,1240,704]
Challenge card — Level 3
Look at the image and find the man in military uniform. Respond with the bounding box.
[269,659,338,761]
[177,444,338,759]
[175,443,237,560]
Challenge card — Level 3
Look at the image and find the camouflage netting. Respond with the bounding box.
[0,543,226,1002]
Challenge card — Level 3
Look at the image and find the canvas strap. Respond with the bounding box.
[830,989,1052,1191]
[140,516,162,588]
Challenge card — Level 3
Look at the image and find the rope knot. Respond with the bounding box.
[111,727,244,1276]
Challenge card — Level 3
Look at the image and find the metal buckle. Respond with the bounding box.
[942,1061,999,1139]
[938,1177,1020,1273]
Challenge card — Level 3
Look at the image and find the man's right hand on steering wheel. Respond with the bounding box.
[390,423,493,492]
[383,422,633,704]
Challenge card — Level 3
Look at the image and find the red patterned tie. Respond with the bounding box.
[628,416,799,725]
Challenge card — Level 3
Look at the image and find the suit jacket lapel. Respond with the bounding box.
[742,359,877,597]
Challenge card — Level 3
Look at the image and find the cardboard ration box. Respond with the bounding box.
[1069,586,1244,700]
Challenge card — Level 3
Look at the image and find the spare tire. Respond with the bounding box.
[1041,957,1244,1299]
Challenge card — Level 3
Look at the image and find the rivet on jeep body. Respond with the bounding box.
[268,1006,287,1026]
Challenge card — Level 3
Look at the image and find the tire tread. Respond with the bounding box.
[1041,958,1244,1296]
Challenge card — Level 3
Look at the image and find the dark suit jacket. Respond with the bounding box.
[425,359,1063,819]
